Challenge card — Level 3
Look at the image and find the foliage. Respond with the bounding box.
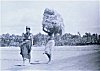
[42,8,64,36]
[0,32,100,47]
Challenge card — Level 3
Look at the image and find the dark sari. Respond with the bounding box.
[20,33,32,59]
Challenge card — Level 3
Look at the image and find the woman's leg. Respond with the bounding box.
[28,54,31,63]
[23,57,25,65]
[28,45,31,64]
[29,58,31,63]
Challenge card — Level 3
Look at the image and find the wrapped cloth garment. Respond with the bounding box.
[44,39,55,55]
[20,33,32,59]
[20,41,32,59]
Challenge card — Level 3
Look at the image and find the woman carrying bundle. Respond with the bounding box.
[43,26,55,63]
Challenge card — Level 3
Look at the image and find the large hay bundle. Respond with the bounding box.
[42,8,64,36]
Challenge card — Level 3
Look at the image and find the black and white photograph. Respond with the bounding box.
[0,0,100,71]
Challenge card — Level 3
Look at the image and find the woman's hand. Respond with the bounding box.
[19,42,24,47]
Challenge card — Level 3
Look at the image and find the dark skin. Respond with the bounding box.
[43,26,53,36]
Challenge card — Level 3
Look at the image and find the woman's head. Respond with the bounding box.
[26,26,30,33]
[48,32,53,36]
[48,28,54,36]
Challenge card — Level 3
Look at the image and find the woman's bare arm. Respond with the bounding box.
[43,27,50,34]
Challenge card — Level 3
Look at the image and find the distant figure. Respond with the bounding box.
[43,26,55,63]
[20,26,33,65]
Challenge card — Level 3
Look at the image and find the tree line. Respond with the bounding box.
[0,32,100,47]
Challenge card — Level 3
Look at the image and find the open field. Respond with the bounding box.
[0,45,100,71]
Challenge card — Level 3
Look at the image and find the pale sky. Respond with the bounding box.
[0,1,100,35]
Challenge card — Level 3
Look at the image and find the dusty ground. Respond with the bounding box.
[0,45,100,71]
